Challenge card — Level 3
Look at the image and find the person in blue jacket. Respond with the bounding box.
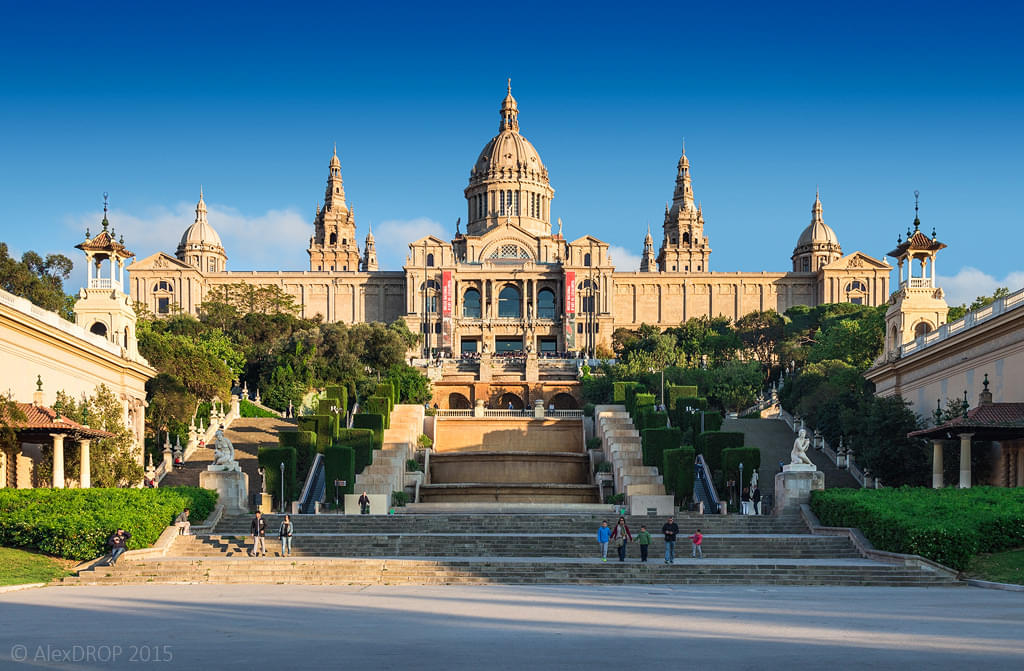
[596,520,611,562]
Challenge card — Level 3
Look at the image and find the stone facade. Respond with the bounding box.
[128,85,891,356]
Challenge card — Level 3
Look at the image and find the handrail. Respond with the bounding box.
[299,453,325,514]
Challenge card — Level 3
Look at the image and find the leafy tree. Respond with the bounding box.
[52,386,143,487]
[0,243,75,319]
[735,310,784,371]
[946,287,1010,321]
[0,394,27,487]
[851,395,928,487]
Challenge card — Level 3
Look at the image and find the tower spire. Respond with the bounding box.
[672,142,694,210]
[500,79,519,132]
[194,187,208,224]
[102,192,109,230]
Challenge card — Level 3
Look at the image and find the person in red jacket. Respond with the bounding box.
[610,516,633,562]
[691,528,704,559]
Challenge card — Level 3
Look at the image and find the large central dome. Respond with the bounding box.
[464,82,555,237]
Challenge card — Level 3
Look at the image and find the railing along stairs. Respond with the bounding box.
[693,453,721,514]
[299,453,325,514]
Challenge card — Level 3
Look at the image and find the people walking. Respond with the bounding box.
[279,514,294,557]
[691,528,704,558]
[636,525,651,562]
[174,508,191,535]
[250,511,267,557]
[596,520,611,562]
[611,516,632,562]
[741,487,751,515]
[662,516,679,564]
[752,486,762,515]
[107,528,131,565]
[358,491,371,515]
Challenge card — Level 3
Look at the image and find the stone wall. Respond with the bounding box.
[434,418,582,453]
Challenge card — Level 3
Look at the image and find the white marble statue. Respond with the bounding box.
[790,428,813,466]
[750,470,759,489]
[210,425,241,472]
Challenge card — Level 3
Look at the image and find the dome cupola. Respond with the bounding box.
[792,190,842,272]
[176,188,227,272]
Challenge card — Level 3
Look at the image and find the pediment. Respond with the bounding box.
[407,235,451,248]
[822,251,891,271]
[127,252,193,271]
[568,234,608,248]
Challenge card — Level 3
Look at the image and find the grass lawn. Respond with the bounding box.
[0,547,75,586]
[965,547,1024,586]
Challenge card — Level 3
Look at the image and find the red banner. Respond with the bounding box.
[442,270,453,349]
[565,271,575,315]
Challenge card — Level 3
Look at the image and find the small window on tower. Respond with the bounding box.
[330,233,337,245]
[682,233,690,244]
[427,253,435,267]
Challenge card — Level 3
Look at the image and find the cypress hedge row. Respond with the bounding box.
[663,446,696,504]
[258,446,298,507]
[666,385,698,412]
[352,414,385,450]
[641,427,682,473]
[364,396,391,429]
[323,445,355,498]
[696,431,745,472]
[325,385,348,412]
[721,447,761,489]
[336,428,376,473]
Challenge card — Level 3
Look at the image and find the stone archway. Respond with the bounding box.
[498,392,525,410]
[448,392,472,410]
[549,393,579,410]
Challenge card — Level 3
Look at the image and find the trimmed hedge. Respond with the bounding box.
[279,430,316,453]
[638,409,668,431]
[298,415,334,450]
[323,445,355,499]
[613,381,640,404]
[703,410,724,433]
[696,431,745,472]
[352,413,385,450]
[376,381,397,408]
[325,385,349,412]
[811,487,1024,571]
[363,396,392,429]
[667,385,698,412]
[317,400,344,435]
[624,384,641,416]
[663,446,696,503]
[641,427,682,472]
[336,428,375,474]
[258,446,298,507]
[0,488,217,561]
[633,393,656,422]
[722,446,761,490]
[279,429,318,484]
[240,398,279,418]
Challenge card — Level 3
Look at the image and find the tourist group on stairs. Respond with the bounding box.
[595,516,705,564]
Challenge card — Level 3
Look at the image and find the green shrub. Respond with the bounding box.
[297,415,334,450]
[721,446,761,490]
[406,458,422,472]
[596,461,613,473]
[696,431,744,472]
[417,434,433,449]
[323,445,355,498]
[583,402,595,417]
[240,398,279,418]
[641,427,683,473]
[317,400,345,436]
[613,381,639,404]
[0,488,218,561]
[586,437,602,450]
[667,385,698,412]
[703,410,724,432]
[639,409,668,431]
[278,430,316,452]
[258,446,298,507]
[632,393,656,423]
[392,490,409,507]
[811,487,1024,571]
[663,446,696,503]
[376,382,396,409]
[624,384,641,415]
[604,492,625,505]
[325,385,348,412]
[352,414,384,450]
[335,428,375,474]
[364,396,392,429]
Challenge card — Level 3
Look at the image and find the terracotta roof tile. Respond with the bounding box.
[2,403,114,439]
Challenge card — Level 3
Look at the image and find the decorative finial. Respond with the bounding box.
[36,375,43,392]
[333,142,337,157]
[507,77,511,95]
[961,389,969,418]
[200,184,204,200]
[934,398,943,424]
[897,233,902,244]
[455,216,460,234]
[557,217,563,236]
[913,189,921,231]
[816,184,820,200]
[85,227,90,239]
[983,373,990,391]
[681,138,686,154]
[102,192,109,230]
[119,234,124,245]
[932,226,937,239]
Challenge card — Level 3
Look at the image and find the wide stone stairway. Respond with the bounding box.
[62,512,961,587]
[158,417,296,491]
[354,405,423,497]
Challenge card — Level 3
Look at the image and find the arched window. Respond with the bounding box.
[329,232,337,245]
[90,322,107,337]
[846,280,867,305]
[846,281,867,292]
[463,288,482,318]
[426,253,435,267]
[682,232,690,244]
[914,322,932,338]
[123,327,129,348]
[207,258,217,272]
[537,288,556,319]
[498,285,521,318]
[583,253,591,267]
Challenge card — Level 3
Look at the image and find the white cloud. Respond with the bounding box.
[64,200,313,282]
[372,217,447,268]
[937,266,1024,306]
[608,245,642,272]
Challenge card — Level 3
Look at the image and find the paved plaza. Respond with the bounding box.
[1,584,1022,669]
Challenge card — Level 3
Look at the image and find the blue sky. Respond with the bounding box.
[1,1,1021,306]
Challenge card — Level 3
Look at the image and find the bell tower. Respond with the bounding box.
[308,146,360,271]
[74,194,140,358]
[882,192,949,359]
[658,143,711,272]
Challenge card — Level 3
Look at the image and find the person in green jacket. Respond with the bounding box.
[636,525,652,562]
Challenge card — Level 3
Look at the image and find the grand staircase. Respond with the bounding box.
[354,405,423,497]
[61,512,962,587]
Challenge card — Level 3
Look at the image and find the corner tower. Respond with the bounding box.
[308,147,360,271]
[464,81,555,237]
[657,144,711,272]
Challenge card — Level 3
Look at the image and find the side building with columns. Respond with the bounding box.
[128,84,891,372]
[1,208,156,488]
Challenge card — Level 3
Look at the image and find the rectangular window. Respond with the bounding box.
[157,297,169,314]
[577,322,583,334]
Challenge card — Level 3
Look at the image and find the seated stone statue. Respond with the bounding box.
[790,428,814,466]
[210,426,240,472]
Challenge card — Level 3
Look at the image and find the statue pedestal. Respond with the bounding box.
[258,492,273,514]
[200,469,249,515]
[773,468,824,515]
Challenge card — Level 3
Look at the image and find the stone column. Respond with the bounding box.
[79,439,91,489]
[959,433,973,489]
[50,433,65,489]
[932,439,943,489]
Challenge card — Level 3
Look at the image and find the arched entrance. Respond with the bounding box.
[549,393,579,410]
[448,392,472,409]
[498,393,524,410]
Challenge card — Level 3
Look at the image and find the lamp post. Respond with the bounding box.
[739,462,744,514]
[279,461,285,514]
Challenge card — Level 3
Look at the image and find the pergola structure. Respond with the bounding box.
[3,402,113,489]
[909,378,1024,489]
